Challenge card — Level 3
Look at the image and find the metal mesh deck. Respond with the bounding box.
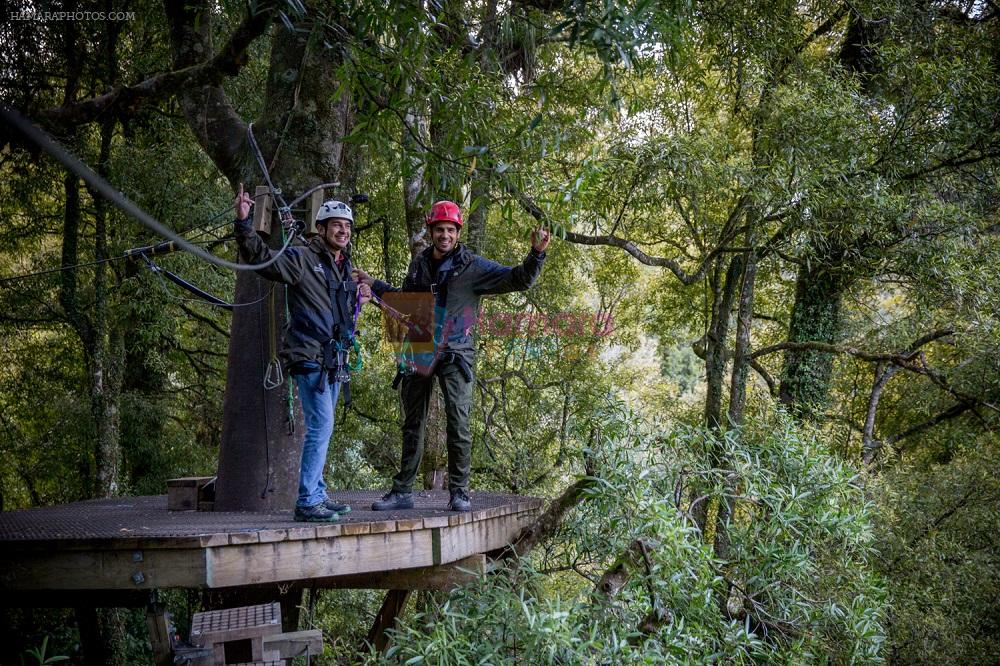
[0,490,538,544]
[191,602,281,638]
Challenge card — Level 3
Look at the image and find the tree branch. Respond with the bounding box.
[752,328,953,363]
[504,473,594,558]
[35,5,272,132]
[164,0,266,183]
[509,184,746,285]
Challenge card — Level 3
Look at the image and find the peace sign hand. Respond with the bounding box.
[234,183,253,222]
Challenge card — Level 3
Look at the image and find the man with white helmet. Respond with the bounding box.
[233,184,372,522]
[356,200,550,512]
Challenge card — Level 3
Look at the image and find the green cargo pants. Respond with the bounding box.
[392,359,474,494]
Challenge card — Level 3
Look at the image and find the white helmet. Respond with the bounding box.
[316,200,353,224]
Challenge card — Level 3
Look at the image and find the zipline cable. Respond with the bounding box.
[0,254,128,285]
[1,105,299,273]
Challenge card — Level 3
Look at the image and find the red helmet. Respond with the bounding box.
[427,200,463,228]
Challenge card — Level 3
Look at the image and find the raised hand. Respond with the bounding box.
[531,227,551,253]
[235,183,253,221]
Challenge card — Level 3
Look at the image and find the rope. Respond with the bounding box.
[1,104,300,273]
[263,285,284,390]
[0,254,127,285]
[140,254,276,309]
[256,277,274,500]
[247,122,299,230]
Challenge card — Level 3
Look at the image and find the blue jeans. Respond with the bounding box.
[294,368,341,508]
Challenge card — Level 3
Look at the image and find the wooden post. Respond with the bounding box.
[252,185,272,234]
[146,602,172,666]
[366,589,411,653]
[304,189,325,236]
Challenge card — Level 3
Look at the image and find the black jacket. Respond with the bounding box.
[372,243,545,365]
[235,219,358,367]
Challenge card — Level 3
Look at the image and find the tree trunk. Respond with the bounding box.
[691,255,742,533]
[778,260,848,418]
[402,100,431,252]
[167,4,354,511]
[90,118,124,499]
[704,255,743,432]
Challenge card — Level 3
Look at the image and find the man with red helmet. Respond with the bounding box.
[356,200,550,512]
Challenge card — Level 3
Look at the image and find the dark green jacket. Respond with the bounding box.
[235,218,357,367]
[372,243,545,365]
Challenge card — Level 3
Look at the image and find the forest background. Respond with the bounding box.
[0,0,998,664]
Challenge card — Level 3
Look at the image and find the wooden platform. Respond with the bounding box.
[0,490,541,602]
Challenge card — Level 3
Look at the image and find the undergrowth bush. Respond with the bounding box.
[368,405,885,665]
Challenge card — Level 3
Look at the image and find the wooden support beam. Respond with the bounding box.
[0,588,152,608]
[252,185,272,234]
[304,189,324,236]
[146,602,172,666]
[366,589,410,654]
[312,554,486,591]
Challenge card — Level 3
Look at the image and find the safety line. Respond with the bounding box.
[0,254,127,285]
[1,105,299,272]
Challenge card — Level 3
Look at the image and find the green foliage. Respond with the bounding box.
[370,406,885,665]
[19,636,68,665]
[874,444,1000,665]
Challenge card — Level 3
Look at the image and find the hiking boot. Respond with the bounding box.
[323,497,352,514]
[371,490,414,511]
[448,488,471,512]
[294,503,339,522]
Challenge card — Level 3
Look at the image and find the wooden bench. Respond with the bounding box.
[167,476,216,511]
[189,602,282,664]
[183,602,324,665]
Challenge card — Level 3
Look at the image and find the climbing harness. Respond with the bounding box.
[317,257,363,405]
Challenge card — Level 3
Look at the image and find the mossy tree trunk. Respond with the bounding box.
[778,258,850,419]
[167,2,353,512]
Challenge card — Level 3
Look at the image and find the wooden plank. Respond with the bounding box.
[167,477,212,488]
[394,518,424,532]
[262,629,323,658]
[448,512,473,526]
[146,602,172,666]
[313,554,485,591]
[368,520,395,534]
[229,532,260,545]
[437,513,525,564]
[421,515,449,529]
[206,529,436,588]
[252,185,272,234]
[199,533,230,548]
[304,189,325,236]
[0,547,207,590]
[340,522,371,536]
[258,530,288,544]
[366,590,410,654]
[315,523,343,538]
[285,527,317,541]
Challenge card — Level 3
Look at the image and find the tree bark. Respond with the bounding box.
[778,258,849,418]
[703,255,743,433]
[167,2,354,511]
[90,118,124,499]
